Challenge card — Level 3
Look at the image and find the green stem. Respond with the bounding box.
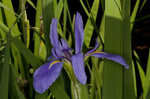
[71,81,80,99]
[63,61,89,99]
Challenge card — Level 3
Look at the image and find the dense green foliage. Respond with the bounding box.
[0,0,150,99]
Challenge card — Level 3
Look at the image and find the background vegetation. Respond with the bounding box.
[0,0,150,99]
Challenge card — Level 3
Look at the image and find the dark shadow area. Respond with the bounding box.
[10,0,150,98]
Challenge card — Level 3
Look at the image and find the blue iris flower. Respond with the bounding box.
[33,12,129,94]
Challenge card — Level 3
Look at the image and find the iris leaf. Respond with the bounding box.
[12,37,42,68]
[84,0,100,47]
[103,0,123,99]
[0,31,10,99]
[9,64,26,99]
[146,87,150,99]
[1,0,20,37]
[34,0,42,57]
[130,0,140,30]
[42,0,55,56]
[146,49,150,83]
[55,0,63,20]
[122,0,136,98]
[50,75,70,99]
[34,0,47,61]
[27,0,36,9]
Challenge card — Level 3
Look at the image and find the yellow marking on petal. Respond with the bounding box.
[93,50,104,54]
[87,50,104,56]
[48,60,61,69]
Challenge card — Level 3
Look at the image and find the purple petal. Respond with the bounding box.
[51,48,57,58]
[71,53,87,84]
[90,51,129,69]
[74,12,84,54]
[51,47,63,58]
[50,19,61,49]
[86,39,99,55]
[47,55,54,60]
[60,38,69,49]
[33,60,63,93]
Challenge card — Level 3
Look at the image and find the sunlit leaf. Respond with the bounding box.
[84,0,100,47]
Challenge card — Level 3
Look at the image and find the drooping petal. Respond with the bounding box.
[71,53,87,84]
[74,12,84,54]
[50,18,61,49]
[47,55,54,60]
[85,39,99,55]
[89,51,129,69]
[33,60,63,93]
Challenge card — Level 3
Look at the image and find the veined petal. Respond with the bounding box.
[50,18,61,49]
[71,53,87,84]
[74,12,84,54]
[33,60,63,93]
[89,51,129,69]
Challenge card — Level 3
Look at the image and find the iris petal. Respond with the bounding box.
[50,19,61,49]
[51,48,57,57]
[71,53,87,84]
[60,38,69,49]
[33,60,63,93]
[47,55,53,60]
[90,52,129,69]
[51,48,63,58]
[86,39,99,55]
[74,12,84,54]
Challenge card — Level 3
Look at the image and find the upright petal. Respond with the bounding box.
[33,60,63,93]
[50,18,61,49]
[60,38,69,50]
[74,12,84,54]
[71,53,87,84]
[89,51,129,69]
[51,48,57,58]
[51,48,63,58]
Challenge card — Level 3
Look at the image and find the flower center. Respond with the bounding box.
[63,49,72,61]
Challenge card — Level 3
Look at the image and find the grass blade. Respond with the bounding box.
[130,0,140,30]
[50,75,70,99]
[11,43,25,78]
[42,0,55,56]
[34,0,42,57]
[79,0,90,16]
[9,64,25,99]
[55,0,63,20]
[0,32,10,99]
[12,37,42,68]
[34,0,47,61]
[146,49,150,82]
[139,0,147,12]
[84,0,100,47]
[35,93,48,99]
[146,87,150,99]
[1,0,20,37]
[27,0,36,9]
